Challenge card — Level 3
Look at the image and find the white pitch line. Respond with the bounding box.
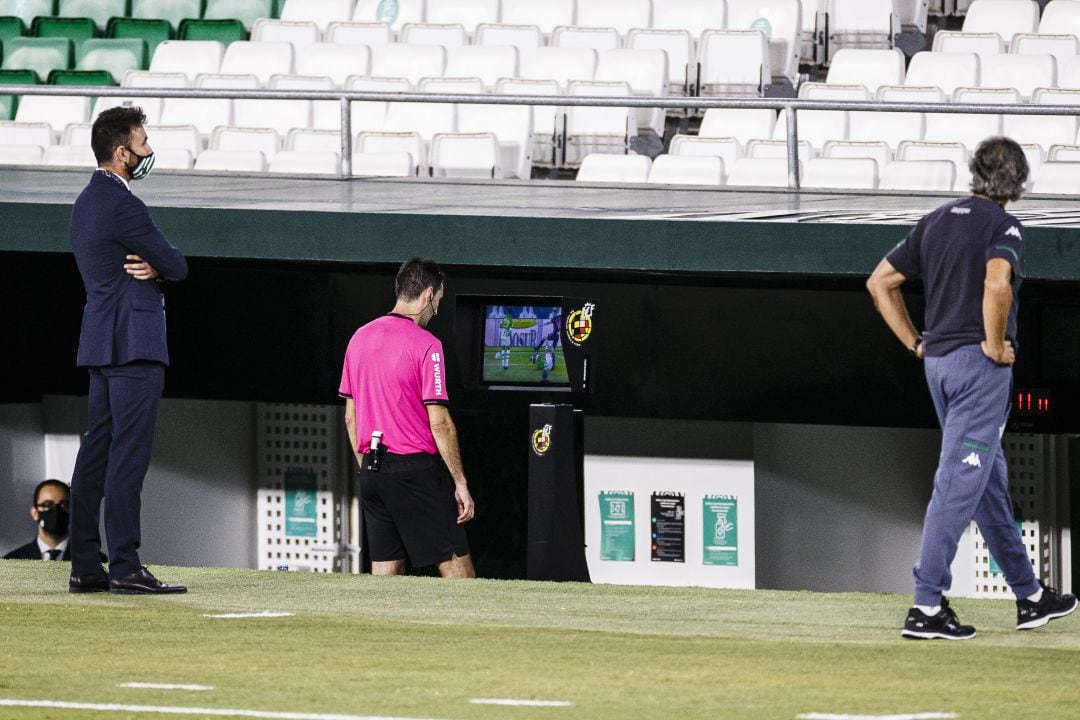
[796,715,958,720]
[469,698,573,708]
[202,611,296,619]
[119,683,215,692]
[0,699,446,720]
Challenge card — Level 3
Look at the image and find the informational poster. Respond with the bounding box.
[599,491,635,561]
[702,495,738,566]
[988,521,1024,575]
[284,468,318,538]
[651,492,685,563]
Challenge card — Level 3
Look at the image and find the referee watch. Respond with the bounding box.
[909,335,923,358]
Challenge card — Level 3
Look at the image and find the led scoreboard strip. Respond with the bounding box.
[1013,388,1053,417]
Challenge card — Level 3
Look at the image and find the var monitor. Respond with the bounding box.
[454,295,598,393]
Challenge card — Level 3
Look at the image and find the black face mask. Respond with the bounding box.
[37,506,70,538]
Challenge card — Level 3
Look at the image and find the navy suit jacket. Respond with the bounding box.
[3,540,71,560]
[70,171,187,367]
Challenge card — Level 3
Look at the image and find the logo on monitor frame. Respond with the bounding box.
[565,302,595,346]
[531,424,553,456]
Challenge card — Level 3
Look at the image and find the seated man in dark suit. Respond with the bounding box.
[4,480,71,561]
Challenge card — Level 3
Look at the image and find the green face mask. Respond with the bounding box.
[125,146,155,181]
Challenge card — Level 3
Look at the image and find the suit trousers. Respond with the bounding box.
[913,345,1040,606]
[70,361,165,580]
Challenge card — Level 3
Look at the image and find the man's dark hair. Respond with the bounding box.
[33,479,69,505]
[91,106,147,164]
[970,136,1029,204]
[395,257,445,301]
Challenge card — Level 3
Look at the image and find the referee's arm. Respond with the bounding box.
[427,404,475,523]
[343,398,363,467]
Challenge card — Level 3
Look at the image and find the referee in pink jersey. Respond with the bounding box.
[339,258,476,578]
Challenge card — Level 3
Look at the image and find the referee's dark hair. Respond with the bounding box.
[970,136,1029,204]
[395,257,445,301]
[91,106,147,164]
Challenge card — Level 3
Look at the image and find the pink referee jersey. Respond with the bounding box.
[339,314,449,455]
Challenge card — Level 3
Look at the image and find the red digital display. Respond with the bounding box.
[1014,389,1052,417]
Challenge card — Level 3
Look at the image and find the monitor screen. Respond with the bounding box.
[480,304,569,386]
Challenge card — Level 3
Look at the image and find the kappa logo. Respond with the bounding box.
[950,207,972,215]
[1006,226,1022,240]
[962,452,982,468]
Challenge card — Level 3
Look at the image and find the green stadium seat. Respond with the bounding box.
[32,17,97,54]
[58,0,129,32]
[0,36,72,82]
[0,0,55,27]
[48,68,113,84]
[77,38,146,81]
[130,0,205,31]
[203,0,272,31]
[178,18,245,42]
[0,67,36,119]
[107,17,171,56]
[272,0,284,18]
[0,16,26,51]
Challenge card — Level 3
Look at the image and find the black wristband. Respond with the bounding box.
[908,336,922,357]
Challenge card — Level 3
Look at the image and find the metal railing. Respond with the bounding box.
[3,83,1079,188]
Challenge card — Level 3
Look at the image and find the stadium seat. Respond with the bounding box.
[295,43,369,88]
[145,123,202,157]
[370,44,445,85]
[1048,143,1080,161]
[48,69,113,86]
[961,0,1039,42]
[800,0,825,64]
[980,54,1056,100]
[356,130,425,173]
[0,119,53,148]
[646,154,725,185]
[520,47,598,88]
[575,152,651,182]
[268,149,339,174]
[107,19,172,58]
[879,159,957,191]
[577,0,651,37]
[931,31,1004,60]
[286,127,340,152]
[564,80,637,166]
[595,48,668,135]
[475,23,543,56]
[897,0,929,33]
[92,70,188,124]
[32,17,96,51]
[551,26,620,53]
[445,45,518,89]
[924,86,1016,150]
[698,30,770,96]
[652,0,727,38]
[669,134,740,167]
[77,39,148,82]
[350,0,424,33]
[746,138,815,161]
[61,120,91,145]
[699,108,777,148]
[727,0,801,87]
[859,85,941,149]
[149,41,225,82]
[280,0,352,32]
[822,140,892,167]
[429,132,501,177]
[251,19,319,44]
[626,29,694,96]
[905,52,980,95]
[1004,88,1080,150]
[212,124,279,159]
[501,0,574,37]
[1030,160,1080,194]
[15,95,90,139]
[178,19,248,43]
[204,0,275,31]
[425,0,500,35]
[237,73,315,135]
[326,21,392,45]
[1021,143,1043,182]
[825,47,902,91]
[41,143,95,166]
[0,0,53,26]
[457,100,533,178]
[384,97,456,146]
[220,41,294,85]
[400,23,468,47]
[0,16,25,49]
[347,75,410,133]
[775,83,870,150]
[131,0,205,31]
[827,0,899,57]
[351,150,416,176]
[194,148,266,170]
[160,72,250,138]
[1010,33,1080,64]
[1060,55,1080,89]
[1,37,73,82]
[726,157,798,187]
[0,69,37,120]
[495,77,561,167]
[0,143,44,164]
[801,157,879,189]
[418,76,485,95]
[1040,0,1080,36]
[152,147,194,168]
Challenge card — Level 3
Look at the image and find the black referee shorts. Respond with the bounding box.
[358,452,470,568]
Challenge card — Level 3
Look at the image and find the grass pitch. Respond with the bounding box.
[1,562,1078,720]
[482,347,568,384]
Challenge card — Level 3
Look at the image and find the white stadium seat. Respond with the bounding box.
[825,48,906,91]
[351,0,424,31]
[822,140,892,167]
[220,41,295,86]
[699,108,778,148]
[280,0,353,32]
[802,157,879,189]
[576,153,652,182]
[1048,144,1080,161]
[496,78,562,168]
[356,131,426,174]
[1031,161,1080,194]
[1040,0,1080,36]
[211,125,280,160]
[144,124,202,158]
[93,71,189,124]
[861,85,943,149]
[727,0,802,86]
[194,148,267,172]
[457,101,534,179]
[251,19,320,43]
[576,0,652,37]
[727,157,799,187]
[669,134,740,167]
[775,82,870,150]
[647,154,726,185]
[295,44,371,88]
[287,128,343,153]
[962,0,1039,42]
[552,25,620,53]
[925,87,1017,151]
[161,73,254,139]
[0,121,53,148]
[149,41,225,82]
[595,48,668,135]
[878,159,957,191]
[746,138,815,161]
[520,47,598,88]
[352,151,417,177]
[14,96,90,140]
[931,31,1004,61]
[418,77,485,95]
[268,150,340,174]
[653,0,727,38]
[0,144,44,165]
[152,149,195,169]
[1004,88,1080,150]
[626,29,695,96]
[827,0,900,56]
[425,0,500,34]
[897,140,971,191]
[501,0,575,36]
[980,54,1056,100]
[347,76,412,133]
[62,122,92,148]
[326,21,392,45]
[564,80,638,165]
[430,132,502,177]
[698,29,771,96]
[446,46,520,89]
[905,52,980,95]
[384,99,457,142]
[475,23,544,55]
[1010,33,1080,64]
[400,23,469,47]
[371,44,447,85]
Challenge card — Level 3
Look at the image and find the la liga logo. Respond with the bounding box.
[531,424,553,456]
[565,302,595,346]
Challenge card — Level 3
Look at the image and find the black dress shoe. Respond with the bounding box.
[69,573,111,593]
[109,566,187,595]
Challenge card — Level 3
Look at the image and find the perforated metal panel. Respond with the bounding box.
[257,404,344,572]
[969,433,1051,598]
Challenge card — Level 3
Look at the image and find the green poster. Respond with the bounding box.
[599,491,635,561]
[702,495,738,566]
[988,521,1024,575]
[285,468,318,538]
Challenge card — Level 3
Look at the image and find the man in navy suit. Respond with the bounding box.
[67,106,188,595]
[3,480,72,561]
